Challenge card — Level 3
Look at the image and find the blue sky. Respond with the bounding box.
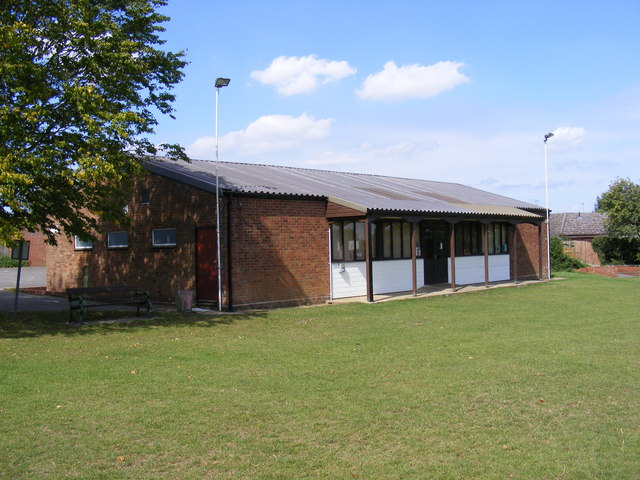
[152,0,640,213]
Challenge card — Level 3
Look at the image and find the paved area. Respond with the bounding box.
[0,267,177,314]
[0,267,63,312]
[0,289,68,312]
[0,266,45,289]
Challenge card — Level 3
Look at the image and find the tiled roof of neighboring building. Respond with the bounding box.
[549,212,607,237]
[145,157,544,219]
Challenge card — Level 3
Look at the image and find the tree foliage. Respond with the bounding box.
[596,178,640,240]
[0,0,187,245]
[591,235,640,265]
[595,178,640,264]
[550,236,586,272]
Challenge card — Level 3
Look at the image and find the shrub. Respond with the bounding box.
[591,236,640,265]
[550,237,586,272]
[0,256,26,268]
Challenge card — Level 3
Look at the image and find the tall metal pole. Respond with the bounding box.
[543,133,554,280]
[214,79,230,311]
[215,85,222,311]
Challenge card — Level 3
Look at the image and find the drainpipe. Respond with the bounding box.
[226,192,233,311]
[328,225,333,301]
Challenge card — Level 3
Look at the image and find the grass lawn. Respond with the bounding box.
[1,273,638,479]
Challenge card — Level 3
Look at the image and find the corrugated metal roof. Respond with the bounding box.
[452,204,541,218]
[145,157,544,219]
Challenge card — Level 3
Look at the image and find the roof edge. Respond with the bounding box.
[327,196,368,213]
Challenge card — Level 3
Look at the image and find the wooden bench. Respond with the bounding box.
[66,286,152,324]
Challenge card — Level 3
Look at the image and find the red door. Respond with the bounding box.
[196,227,217,302]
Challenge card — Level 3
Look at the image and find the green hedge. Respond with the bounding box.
[0,256,27,268]
[550,236,586,272]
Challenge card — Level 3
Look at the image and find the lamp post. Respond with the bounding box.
[215,77,230,311]
[543,132,554,280]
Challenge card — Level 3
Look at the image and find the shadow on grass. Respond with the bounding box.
[0,309,268,339]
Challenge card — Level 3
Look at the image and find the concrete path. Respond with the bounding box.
[0,266,45,289]
[0,267,65,312]
[0,289,68,312]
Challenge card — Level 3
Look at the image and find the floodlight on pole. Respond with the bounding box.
[543,132,554,280]
[215,77,230,311]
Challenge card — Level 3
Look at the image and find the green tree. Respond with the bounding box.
[0,0,187,245]
[595,178,640,264]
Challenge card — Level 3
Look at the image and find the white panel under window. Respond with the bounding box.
[331,259,425,299]
[448,255,510,284]
[74,236,93,250]
[152,228,176,246]
[331,262,367,298]
[373,259,416,294]
[108,231,128,248]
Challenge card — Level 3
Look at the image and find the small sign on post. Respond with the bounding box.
[11,241,30,261]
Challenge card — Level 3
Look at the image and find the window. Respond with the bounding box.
[141,189,150,205]
[331,220,366,262]
[402,222,411,259]
[344,221,355,261]
[489,223,509,254]
[454,222,508,256]
[152,228,176,247]
[331,223,344,260]
[373,220,417,260]
[74,236,93,250]
[454,222,482,256]
[108,231,128,248]
[355,221,366,260]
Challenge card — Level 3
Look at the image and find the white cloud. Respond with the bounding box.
[357,61,470,101]
[251,55,357,96]
[551,126,586,148]
[186,136,217,160]
[187,113,334,159]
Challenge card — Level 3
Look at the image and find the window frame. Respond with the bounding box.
[488,223,509,254]
[452,221,511,257]
[374,220,420,260]
[331,220,367,262]
[74,236,93,250]
[141,188,150,205]
[107,230,129,249]
[152,228,177,247]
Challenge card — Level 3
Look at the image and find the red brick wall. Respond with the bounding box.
[577,265,640,277]
[510,222,548,280]
[227,196,330,308]
[47,173,330,308]
[47,173,216,301]
[22,231,47,266]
